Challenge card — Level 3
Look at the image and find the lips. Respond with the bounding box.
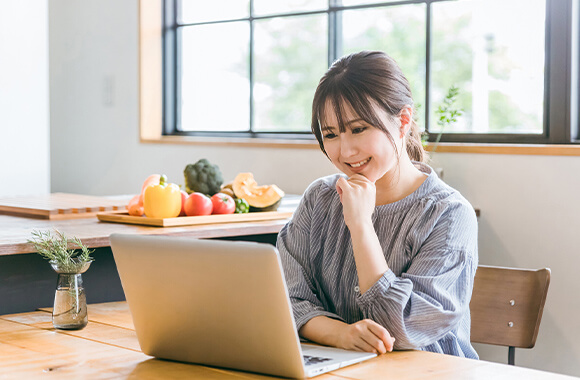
[346,157,371,169]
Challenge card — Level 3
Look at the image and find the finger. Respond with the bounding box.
[359,330,387,355]
[366,321,395,352]
[336,177,356,202]
[349,173,371,182]
[352,343,365,352]
[347,177,375,189]
[373,325,395,352]
[336,177,352,190]
[336,178,347,194]
[379,335,395,352]
[354,338,380,354]
[335,182,343,195]
[335,182,343,202]
[349,173,375,184]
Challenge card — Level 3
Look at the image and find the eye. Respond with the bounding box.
[323,132,337,140]
[351,126,367,134]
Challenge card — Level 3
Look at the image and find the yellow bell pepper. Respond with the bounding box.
[143,175,182,218]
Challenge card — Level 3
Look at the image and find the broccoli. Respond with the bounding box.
[184,159,224,196]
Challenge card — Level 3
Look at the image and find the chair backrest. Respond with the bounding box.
[470,265,551,349]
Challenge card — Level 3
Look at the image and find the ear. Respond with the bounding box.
[398,105,413,139]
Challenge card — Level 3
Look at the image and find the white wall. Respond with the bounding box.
[432,153,580,375]
[47,0,336,197]
[47,1,580,376]
[0,1,50,197]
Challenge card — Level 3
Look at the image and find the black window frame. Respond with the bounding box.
[162,0,580,145]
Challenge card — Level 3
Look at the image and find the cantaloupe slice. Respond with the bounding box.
[232,173,284,211]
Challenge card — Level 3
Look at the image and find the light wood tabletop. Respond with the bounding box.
[0,196,299,256]
[0,302,575,379]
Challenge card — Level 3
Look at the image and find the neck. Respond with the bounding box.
[375,155,427,206]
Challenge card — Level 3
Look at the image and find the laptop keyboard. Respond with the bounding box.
[303,355,333,366]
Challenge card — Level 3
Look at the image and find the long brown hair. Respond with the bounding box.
[311,51,426,163]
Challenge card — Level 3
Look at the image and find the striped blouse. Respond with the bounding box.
[277,162,479,358]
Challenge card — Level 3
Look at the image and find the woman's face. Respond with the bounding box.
[321,101,405,183]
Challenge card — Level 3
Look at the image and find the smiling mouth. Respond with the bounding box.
[347,158,371,168]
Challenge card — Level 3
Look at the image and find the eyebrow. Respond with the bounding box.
[321,118,365,131]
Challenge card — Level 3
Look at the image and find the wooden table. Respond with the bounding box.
[0,302,575,379]
[0,196,299,315]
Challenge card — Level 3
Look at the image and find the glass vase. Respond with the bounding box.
[51,261,91,330]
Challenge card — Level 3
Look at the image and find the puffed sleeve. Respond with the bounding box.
[355,200,478,350]
[277,183,345,331]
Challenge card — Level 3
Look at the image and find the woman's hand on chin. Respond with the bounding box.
[336,174,376,229]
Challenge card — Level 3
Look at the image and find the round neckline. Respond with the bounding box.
[374,162,438,214]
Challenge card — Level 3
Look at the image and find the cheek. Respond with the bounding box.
[369,137,398,171]
[322,140,338,160]
[374,134,398,157]
[323,141,348,171]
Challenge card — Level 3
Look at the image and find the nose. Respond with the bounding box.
[340,134,358,158]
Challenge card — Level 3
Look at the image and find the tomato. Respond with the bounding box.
[184,192,213,216]
[211,193,235,215]
[179,190,188,216]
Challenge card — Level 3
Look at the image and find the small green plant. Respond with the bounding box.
[431,85,463,154]
[28,229,94,272]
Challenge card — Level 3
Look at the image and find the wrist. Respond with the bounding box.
[328,321,348,349]
[300,316,347,348]
[347,218,374,236]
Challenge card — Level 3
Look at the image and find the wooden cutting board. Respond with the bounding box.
[0,193,129,220]
[96,210,293,227]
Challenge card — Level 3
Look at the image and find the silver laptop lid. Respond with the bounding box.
[110,233,306,378]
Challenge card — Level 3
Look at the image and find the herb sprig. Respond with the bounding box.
[28,230,94,272]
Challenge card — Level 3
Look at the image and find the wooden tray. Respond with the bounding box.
[0,193,129,220]
[97,210,293,227]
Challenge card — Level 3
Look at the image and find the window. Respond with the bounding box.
[162,0,579,145]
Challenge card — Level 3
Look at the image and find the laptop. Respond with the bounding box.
[109,233,376,378]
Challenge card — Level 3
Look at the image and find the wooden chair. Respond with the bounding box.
[469,265,551,365]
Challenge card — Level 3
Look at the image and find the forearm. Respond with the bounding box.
[349,221,389,294]
[300,314,395,353]
[356,251,473,348]
[299,316,347,347]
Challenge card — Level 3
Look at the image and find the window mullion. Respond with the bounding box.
[546,0,573,143]
[328,0,340,65]
[571,0,579,142]
[249,0,255,133]
[163,0,178,134]
[425,0,432,134]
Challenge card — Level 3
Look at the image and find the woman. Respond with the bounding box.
[277,51,478,358]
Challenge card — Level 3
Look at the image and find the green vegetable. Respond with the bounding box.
[234,198,250,214]
[183,159,224,196]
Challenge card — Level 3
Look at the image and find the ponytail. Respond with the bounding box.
[406,119,428,163]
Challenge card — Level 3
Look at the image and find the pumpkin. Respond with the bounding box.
[232,173,284,212]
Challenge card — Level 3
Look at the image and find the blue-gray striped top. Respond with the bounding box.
[277,163,479,359]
